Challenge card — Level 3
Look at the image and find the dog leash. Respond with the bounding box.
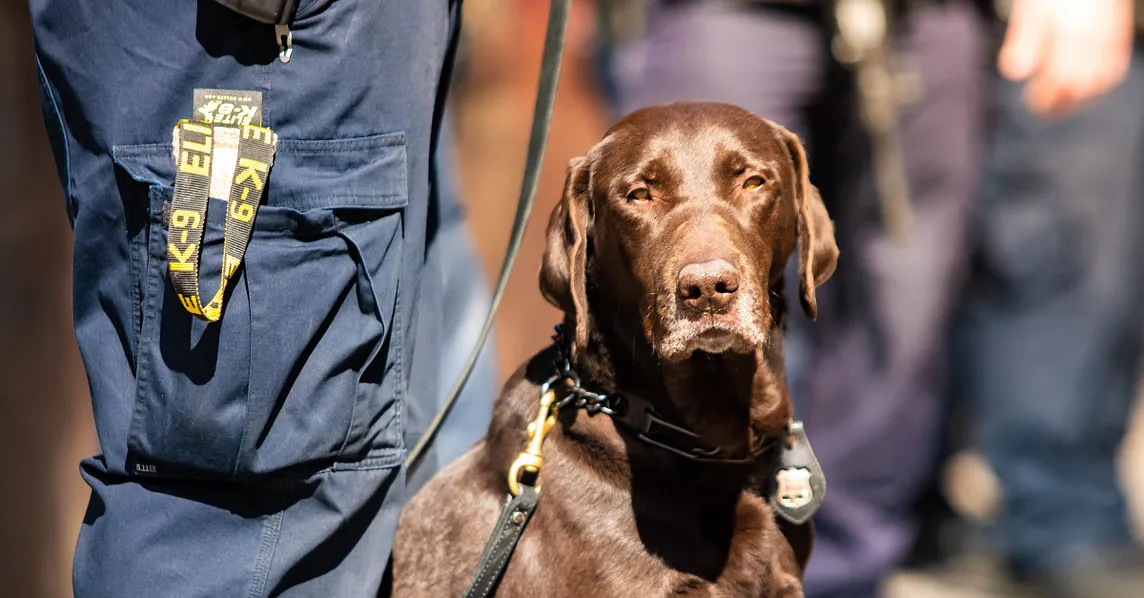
[463,484,540,598]
[404,0,574,478]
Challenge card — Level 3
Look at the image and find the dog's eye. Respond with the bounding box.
[743,176,765,190]
[627,188,651,202]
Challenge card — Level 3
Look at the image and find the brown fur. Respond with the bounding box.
[392,101,838,597]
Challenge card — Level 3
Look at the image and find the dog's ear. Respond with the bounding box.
[540,155,592,351]
[782,129,838,320]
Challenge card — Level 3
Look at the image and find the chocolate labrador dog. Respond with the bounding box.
[392,101,838,597]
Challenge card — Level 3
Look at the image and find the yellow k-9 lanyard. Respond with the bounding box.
[167,120,277,322]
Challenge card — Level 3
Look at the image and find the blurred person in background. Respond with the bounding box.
[605,0,988,596]
[958,0,1144,595]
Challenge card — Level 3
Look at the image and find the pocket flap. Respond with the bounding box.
[112,131,409,210]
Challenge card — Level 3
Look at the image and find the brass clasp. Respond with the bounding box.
[507,389,559,496]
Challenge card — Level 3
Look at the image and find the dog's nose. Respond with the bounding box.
[677,259,740,312]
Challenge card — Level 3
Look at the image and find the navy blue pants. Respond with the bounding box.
[958,47,1144,574]
[611,2,984,596]
[31,1,469,595]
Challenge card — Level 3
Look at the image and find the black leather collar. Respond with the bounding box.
[607,391,775,464]
[549,325,774,466]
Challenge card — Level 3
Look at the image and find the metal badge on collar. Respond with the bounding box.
[776,467,815,510]
[770,421,826,525]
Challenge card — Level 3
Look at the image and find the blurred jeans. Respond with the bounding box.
[959,47,1144,574]
[611,2,985,595]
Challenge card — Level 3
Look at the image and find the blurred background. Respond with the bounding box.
[6,0,1144,596]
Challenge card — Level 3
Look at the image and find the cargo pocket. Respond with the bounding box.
[113,132,408,479]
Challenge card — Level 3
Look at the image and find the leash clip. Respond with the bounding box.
[507,389,559,496]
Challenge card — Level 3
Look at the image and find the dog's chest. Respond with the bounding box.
[573,532,795,598]
[659,529,799,598]
[526,478,800,597]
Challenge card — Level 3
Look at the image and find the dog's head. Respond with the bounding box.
[540,101,837,363]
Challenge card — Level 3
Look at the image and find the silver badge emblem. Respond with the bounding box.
[776,467,814,510]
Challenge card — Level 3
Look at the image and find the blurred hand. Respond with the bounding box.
[999,0,1134,117]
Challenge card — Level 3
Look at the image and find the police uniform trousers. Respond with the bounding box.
[30,0,475,595]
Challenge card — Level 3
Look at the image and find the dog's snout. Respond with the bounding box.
[677,259,740,312]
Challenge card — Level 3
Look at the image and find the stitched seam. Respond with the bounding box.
[473,499,531,598]
[233,264,255,477]
[247,510,284,598]
[477,531,516,597]
[113,143,171,155]
[125,188,150,364]
[319,449,404,473]
[278,146,399,154]
[125,198,167,467]
[333,212,404,463]
[285,194,405,201]
[393,262,406,457]
[36,56,74,221]
[260,50,271,129]
[278,133,405,151]
[335,227,378,459]
[331,462,401,472]
[278,196,406,210]
[471,535,501,594]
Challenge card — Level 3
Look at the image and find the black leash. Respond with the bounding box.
[404,0,573,478]
[462,485,540,598]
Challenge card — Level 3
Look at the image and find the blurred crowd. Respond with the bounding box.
[5,0,1144,596]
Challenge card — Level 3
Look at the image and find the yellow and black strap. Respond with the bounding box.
[168,120,277,322]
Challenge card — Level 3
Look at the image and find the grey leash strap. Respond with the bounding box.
[404,0,573,477]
